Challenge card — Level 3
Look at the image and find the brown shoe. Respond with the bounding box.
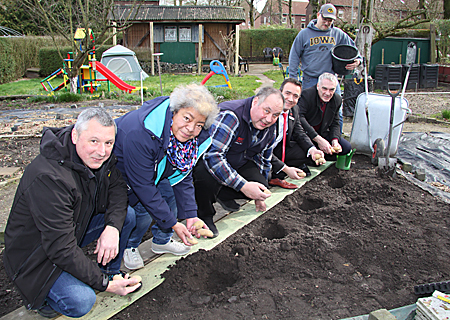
[268,178,298,189]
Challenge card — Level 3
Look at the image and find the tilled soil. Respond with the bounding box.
[111,154,450,320]
[0,89,450,318]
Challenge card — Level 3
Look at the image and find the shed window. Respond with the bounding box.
[179,27,191,42]
[165,26,177,42]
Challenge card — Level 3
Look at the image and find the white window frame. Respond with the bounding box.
[179,26,191,42]
[165,26,177,42]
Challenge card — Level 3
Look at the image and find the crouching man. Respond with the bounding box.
[3,108,140,318]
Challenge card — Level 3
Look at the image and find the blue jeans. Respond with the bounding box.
[302,75,343,133]
[46,271,96,317]
[126,179,178,247]
[45,208,135,317]
[80,209,135,274]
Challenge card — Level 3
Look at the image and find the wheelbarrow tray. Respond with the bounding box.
[350,92,409,156]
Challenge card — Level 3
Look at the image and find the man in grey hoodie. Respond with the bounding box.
[288,4,362,131]
[288,4,361,90]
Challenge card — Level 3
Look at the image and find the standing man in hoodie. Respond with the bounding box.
[288,4,361,89]
[288,4,361,129]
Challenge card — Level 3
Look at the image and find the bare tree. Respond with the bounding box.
[219,30,236,74]
[19,0,143,93]
[278,0,282,24]
[288,0,292,27]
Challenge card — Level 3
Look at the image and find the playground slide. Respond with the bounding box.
[95,62,137,93]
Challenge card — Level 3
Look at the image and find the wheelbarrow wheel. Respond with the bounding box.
[371,138,385,165]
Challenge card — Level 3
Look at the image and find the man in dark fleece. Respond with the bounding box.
[3,108,140,318]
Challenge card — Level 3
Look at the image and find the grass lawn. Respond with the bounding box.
[0,73,261,105]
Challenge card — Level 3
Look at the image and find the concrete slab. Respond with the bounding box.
[0,167,20,176]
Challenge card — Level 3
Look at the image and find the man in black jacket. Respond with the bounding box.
[298,72,352,160]
[3,108,140,318]
[270,78,324,189]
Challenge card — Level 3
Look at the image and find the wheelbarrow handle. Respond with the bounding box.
[387,82,402,97]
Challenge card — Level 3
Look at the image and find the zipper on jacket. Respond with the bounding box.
[12,244,43,281]
[29,264,59,309]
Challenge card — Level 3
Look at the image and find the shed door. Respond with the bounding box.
[160,42,195,64]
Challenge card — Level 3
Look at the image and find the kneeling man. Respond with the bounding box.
[3,108,140,318]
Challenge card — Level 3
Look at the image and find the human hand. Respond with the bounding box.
[283,166,306,180]
[240,181,271,201]
[172,222,193,246]
[95,226,119,266]
[255,199,267,212]
[314,135,333,155]
[310,147,324,160]
[331,140,342,153]
[346,59,361,70]
[186,218,210,239]
[106,273,141,295]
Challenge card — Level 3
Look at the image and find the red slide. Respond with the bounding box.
[94,62,137,93]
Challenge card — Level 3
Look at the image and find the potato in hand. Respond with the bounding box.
[314,153,326,165]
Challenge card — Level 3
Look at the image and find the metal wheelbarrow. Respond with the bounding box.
[350,66,411,173]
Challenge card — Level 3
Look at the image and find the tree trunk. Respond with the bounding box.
[249,0,255,27]
[278,0,282,24]
[70,77,78,94]
[288,0,293,27]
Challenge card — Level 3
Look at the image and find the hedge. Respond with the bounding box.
[239,28,299,59]
[39,45,114,77]
[0,36,69,85]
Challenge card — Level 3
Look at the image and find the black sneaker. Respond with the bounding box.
[202,216,219,238]
[37,302,59,318]
[216,198,240,212]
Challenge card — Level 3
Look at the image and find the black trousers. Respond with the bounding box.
[193,160,269,218]
[272,141,308,179]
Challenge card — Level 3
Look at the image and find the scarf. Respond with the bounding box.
[166,127,199,172]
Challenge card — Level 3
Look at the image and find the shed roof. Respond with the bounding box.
[111,5,245,23]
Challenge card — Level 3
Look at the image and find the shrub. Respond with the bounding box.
[442,109,450,120]
[239,28,298,59]
[39,45,113,77]
[0,36,70,84]
[0,39,16,84]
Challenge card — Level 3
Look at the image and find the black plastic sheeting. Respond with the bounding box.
[397,132,450,188]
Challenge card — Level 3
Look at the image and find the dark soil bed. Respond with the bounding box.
[112,154,450,320]
[1,155,450,319]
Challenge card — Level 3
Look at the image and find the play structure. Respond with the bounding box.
[41,29,145,94]
[201,60,232,89]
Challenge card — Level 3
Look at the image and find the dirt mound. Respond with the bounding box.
[113,154,450,319]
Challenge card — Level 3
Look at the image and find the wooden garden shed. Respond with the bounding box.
[111,5,245,65]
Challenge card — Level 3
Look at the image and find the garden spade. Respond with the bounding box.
[378,82,402,177]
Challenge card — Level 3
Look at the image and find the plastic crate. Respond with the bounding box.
[402,64,420,90]
[419,64,439,88]
[374,64,402,90]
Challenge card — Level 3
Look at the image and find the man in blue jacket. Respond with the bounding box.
[193,86,284,237]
